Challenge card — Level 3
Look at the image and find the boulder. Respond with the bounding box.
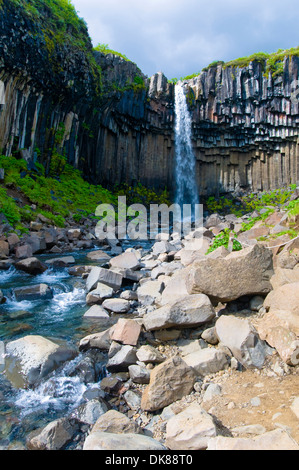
[46,256,75,267]
[270,267,299,290]
[136,345,165,364]
[257,315,299,365]
[109,252,140,270]
[141,356,196,412]
[106,345,137,372]
[27,418,79,451]
[110,319,141,346]
[165,404,217,450]
[207,429,299,450]
[86,250,111,263]
[102,298,130,314]
[91,410,142,434]
[79,329,112,351]
[152,241,176,255]
[183,347,229,376]
[215,316,271,369]
[0,240,9,257]
[83,431,166,450]
[143,294,215,331]
[83,305,110,319]
[71,399,109,426]
[15,244,33,260]
[5,335,77,388]
[13,284,53,302]
[137,280,165,306]
[86,283,114,305]
[15,257,48,275]
[128,364,150,384]
[159,268,190,305]
[263,282,299,335]
[86,267,123,292]
[186,244,274,303]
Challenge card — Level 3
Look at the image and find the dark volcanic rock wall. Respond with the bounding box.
[182,57,299,195]
[0,1,298,196]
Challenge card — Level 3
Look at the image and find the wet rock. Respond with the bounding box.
[86,282,114,305]
[79,329,112,351]
[72,398,110,426]
[186,244,274,303]
[27,418,79,450]
[5,335,77,388]
[143,294,215,331]
[165,404,217,450]
[0,341,5,373]
[86,250,111,262]
[109,252,140,271]
[83,305,110,319]
[46,256,75,267]
[86,267,123,292]
[13,283,53,301]
[102,298,130,314]
[141,356,196,412]
[83,431,166,450]
[100,376,123,395]
[15,257,48,275]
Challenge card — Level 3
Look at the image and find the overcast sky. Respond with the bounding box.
[72,0,299,79]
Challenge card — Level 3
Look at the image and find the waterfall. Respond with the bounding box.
[174,83,199,207]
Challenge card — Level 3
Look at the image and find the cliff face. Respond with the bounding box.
[184,58,299,195]
[0,1,298,197]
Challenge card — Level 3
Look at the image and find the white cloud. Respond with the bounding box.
[72,0,299,79]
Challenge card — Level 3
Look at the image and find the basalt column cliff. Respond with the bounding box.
[0,1,298,196]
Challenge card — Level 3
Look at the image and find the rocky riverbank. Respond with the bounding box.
[1,195,299,451]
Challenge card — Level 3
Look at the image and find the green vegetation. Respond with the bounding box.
[94,43,130,62]
[206,228,242,254]
[2,0,102,95]
[0,155,171,230]
[171,46,299,83]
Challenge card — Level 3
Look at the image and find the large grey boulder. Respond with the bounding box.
[91,410,143,434]
[106,345,137,372]
[13,284,53,302]
[109,252,140,270]
[143,294,215,331]
[83,431,166,450]
[207,429,299,450]
[165,404,217,450]
[27,418,79,451]
[183,347,229,376]
[186,244,274,303]
[141,356,196,412]
[5,335,77,388]
[15,257,48,275]
[86,267,123,292]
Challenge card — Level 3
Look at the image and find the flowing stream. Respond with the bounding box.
[174,83,199,207]
[0,240,151,448]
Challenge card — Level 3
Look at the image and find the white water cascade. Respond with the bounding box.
[174,83,199,207]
